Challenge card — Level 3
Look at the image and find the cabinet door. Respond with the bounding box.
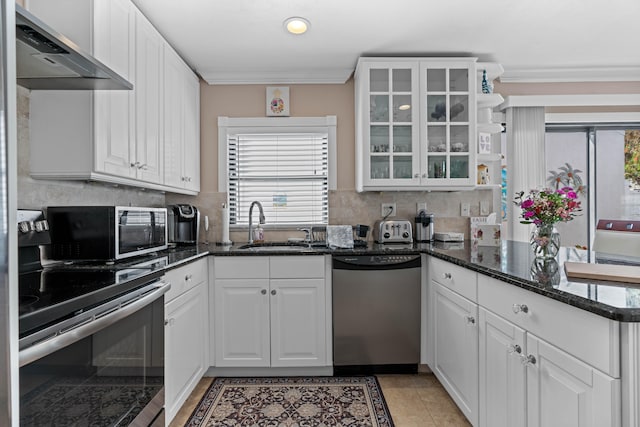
[93,0,135,178]
[420,60,476,188]
[526,335,620,427]
[163,46,186,188]
[270,279,326,367]
[214,278,270,367]
[479,308,526,427]
[433,282,479,426]
[182,70,200,191]
[165,282,207,424]
[359,61,420,189]
[133,9,163,184]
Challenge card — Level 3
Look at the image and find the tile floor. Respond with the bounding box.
[168,373,471,427]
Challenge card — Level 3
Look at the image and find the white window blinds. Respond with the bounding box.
[228,132,329,226]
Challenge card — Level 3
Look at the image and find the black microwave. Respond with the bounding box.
[47,206,168,260]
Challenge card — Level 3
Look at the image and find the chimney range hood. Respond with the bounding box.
[15,5,133,90]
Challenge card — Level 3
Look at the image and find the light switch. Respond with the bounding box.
[480,200,490,216]
[461,203,470,217]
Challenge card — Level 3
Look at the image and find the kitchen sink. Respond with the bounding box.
[237,242,313,251]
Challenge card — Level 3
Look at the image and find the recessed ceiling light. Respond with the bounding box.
[399,104,411,111]
[284,17,310,35]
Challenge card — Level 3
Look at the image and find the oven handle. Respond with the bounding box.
[19,280,170,367]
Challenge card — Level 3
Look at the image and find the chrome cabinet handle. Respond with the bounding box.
[512,304,529,314]
[414,173,419,178]
[521,354,537,366]
[422,173,427,178]
[466,316,475,325]
[271,289,277,295]
[185,274,193,281]
[261,289,267,295]
[508,344,522,355]
[130,162,139,168]
[442,273,452,279]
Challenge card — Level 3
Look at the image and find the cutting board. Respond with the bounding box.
[564,261,640,284]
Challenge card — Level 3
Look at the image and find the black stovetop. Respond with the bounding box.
[18,256,168,338]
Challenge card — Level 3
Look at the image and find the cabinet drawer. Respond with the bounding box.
[478,274,619,377]
[164,258,208,302]
[270,256,325,279]
[430,256,477,302]
[214,256,269,279]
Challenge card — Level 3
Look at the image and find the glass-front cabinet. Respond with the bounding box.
[421,60,476,187]
[355,57,477,191]
[356,61,420,188]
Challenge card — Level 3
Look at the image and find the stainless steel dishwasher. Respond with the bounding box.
[332,254,421,375]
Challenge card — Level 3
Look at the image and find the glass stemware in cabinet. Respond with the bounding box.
[428,156,447,179]
[393,156,412,179]
[370,126,389,153]
[370,157,390,179]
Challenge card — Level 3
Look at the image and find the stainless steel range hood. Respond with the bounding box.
[15,5,133,90]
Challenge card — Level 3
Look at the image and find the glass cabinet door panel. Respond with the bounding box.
[426,69,446,92]
[450,156,470,179]
[370,95,389,122]
[449,95,468,122]
[427,155,447,179]
[427,95,447,122]
[392,69,412,92]
[449,69,469,91]
[392,94,412,122]
[450,125,469,153]
[370,69,389,92]
[393,126,412,153]
[371,156,390,179]
[427,126,446,152]
[370,126,389,153]
[393,156,413,179]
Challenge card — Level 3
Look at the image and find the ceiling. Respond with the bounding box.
[132,0,640,85]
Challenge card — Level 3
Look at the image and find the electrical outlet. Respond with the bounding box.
[417,202,427,214]
[480,200,490,216]
[381,203,396,217]
[461,203,470,217]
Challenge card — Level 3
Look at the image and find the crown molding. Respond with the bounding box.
[201,69,354,85]
[500,67,640,83]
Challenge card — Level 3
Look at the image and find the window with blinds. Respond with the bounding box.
[228,132,329,226]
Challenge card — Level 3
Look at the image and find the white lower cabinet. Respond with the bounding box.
[478,308,527,427]
[433,282,479,426]
[526,334,620,427]
[213,256,328,369]
[164,258,209,424]
[429,256,622,427]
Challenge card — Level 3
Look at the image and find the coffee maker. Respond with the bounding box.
[415,210,434,242]
[168,204,200,245]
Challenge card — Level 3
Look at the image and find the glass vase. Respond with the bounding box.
[530,224,560,259]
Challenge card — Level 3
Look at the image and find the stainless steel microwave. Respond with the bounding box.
[47,206,168,260]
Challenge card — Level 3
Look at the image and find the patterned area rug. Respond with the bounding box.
[186,376,394,426]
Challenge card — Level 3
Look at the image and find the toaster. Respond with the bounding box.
[373,219,413,244]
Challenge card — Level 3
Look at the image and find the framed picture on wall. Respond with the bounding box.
[266,86,290,116]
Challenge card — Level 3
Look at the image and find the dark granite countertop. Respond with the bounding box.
[160,241,640,322]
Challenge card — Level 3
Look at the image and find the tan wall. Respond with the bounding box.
[199,79,356,191]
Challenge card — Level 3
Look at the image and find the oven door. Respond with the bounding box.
[19,280,169,426]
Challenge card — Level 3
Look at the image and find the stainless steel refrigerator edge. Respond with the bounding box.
[1,1,19,425]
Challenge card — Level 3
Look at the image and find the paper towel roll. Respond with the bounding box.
[221,206,232,245]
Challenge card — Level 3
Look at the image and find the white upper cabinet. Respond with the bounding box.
[164,48,200,193]
[26,0,200,195]
[355,57,478,191]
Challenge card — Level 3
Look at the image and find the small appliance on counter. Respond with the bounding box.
[373,219,413,244]
[168,204,200,245]
[415,211,434,242]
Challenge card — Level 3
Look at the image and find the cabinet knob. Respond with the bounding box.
[271,289,277,295]
[521,354,537,366]
[414,173,420,178]
[442,272,452,280]
[422,173,427,178]
[139,163,148,170]
[181,176,186,181]
[508,344,522,355]
[130,162,138,168]
[512,304,529,314]
[185,274,192,281]
[466,316,475,325]
[261,289,267,295]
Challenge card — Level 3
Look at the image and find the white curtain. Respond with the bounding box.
[506,107,546,242]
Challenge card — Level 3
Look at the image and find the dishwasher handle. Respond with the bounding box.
[332,255,421,271]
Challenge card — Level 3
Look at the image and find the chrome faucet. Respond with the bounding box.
[248,201,265,244]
